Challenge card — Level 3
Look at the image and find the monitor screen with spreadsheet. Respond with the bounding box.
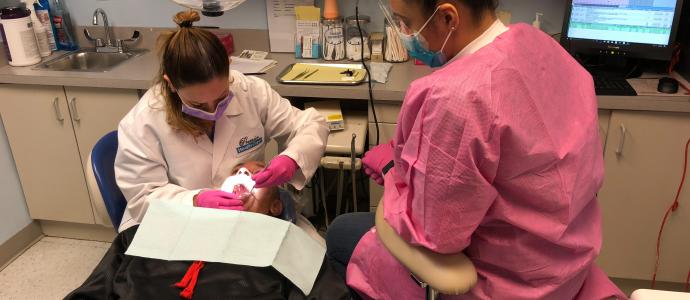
[561,0,685,60]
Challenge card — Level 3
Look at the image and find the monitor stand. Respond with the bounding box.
[575,54,642,96]
[580,55,645,80]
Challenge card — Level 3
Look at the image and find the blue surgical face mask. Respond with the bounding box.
[398,7,455,68]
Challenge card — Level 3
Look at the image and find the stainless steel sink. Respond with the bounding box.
[35,49,148,72]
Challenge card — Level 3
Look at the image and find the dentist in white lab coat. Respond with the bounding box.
[115,11,328,234]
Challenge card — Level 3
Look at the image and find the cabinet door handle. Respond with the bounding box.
[615,124,627,156]
[52,97,64,122]
[69,97,80,121]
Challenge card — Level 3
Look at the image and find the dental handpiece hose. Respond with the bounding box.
[356,0,380,145]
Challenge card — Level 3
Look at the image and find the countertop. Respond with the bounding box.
[1,32,689,111]
[0,48,159,90]
[0,48,430,102]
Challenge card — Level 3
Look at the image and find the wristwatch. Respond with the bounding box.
[382,160,394,176]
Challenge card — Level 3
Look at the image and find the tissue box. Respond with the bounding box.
[306,101,345,131]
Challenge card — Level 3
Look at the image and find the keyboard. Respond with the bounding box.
[593,77,637,96]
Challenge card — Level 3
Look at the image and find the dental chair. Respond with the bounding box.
[375,204,478,300]
[88,131,298,230]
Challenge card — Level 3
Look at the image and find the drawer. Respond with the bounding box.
[368,123,397,145]
[368,103,401,124]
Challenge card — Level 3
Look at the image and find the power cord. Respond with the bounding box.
[652,137,690,291]
[356,0,380,145]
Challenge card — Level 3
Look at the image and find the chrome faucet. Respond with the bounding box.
[83,8,141,53]
[92,8,113,47]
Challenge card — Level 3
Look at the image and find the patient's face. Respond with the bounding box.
[230,161,282,217]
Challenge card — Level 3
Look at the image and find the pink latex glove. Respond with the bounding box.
[195,190,245,211]
[362,140,394,186]
[252,155,299,188]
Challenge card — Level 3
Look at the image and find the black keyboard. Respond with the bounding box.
[594,77,637,96]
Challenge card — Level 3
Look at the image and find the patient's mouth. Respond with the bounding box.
[233,184,249,196]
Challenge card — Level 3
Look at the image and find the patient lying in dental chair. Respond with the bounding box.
[224,161,296,222]
[65,161,348,300]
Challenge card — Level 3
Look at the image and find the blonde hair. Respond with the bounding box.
[155,10,230,137]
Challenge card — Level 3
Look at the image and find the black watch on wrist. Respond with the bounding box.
[382,160,394,176]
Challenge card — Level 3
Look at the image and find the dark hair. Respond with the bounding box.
[156,10,230,136]
[412,0,498,20]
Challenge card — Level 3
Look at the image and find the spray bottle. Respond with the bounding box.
[33,0,58,51]
[51,0,78,51]
[20,0,51,57]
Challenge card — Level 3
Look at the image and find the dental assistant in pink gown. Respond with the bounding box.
[326,0,628,299]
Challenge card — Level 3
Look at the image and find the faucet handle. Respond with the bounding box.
[119,30,141,43]
[84,28,104,48]
[116,31,141,52]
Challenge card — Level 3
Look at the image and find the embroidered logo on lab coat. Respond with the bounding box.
[236,136,263,154]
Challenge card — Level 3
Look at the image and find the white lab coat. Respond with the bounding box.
[115,70,329,233]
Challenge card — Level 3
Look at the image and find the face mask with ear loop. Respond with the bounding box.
[168,80,234,121]
[179,92,233,121]
[378,1,456,67]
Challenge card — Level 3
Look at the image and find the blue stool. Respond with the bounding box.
[89,131,127,229]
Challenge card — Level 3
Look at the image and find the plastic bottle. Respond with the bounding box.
[21,0,51,57]
[532,12,543,30]
[51,0,78,51]
[34,0,58,51]
[0,7,42,66]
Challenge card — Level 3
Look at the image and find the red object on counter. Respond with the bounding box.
[215,32,234,56]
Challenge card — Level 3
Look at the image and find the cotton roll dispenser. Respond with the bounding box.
[345,15,370,61]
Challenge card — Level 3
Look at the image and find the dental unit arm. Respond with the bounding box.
[169,0,247,17]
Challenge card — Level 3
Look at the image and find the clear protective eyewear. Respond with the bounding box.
[377,0,440,37]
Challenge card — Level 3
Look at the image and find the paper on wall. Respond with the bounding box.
[125,200,326,295]
[266,0,314,52]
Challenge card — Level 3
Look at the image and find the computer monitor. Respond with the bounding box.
[561,0,685,61]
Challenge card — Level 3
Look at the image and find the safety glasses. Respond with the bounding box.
[377,0,440,36]
[377,0,410,34]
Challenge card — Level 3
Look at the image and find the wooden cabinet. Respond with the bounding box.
[65,87,139,173]
[597,111,690,283]
[0,84,137,225]
[0,85,93,223]
[598,109,611,151]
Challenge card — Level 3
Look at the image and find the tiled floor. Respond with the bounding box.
[0,237,110,300]
[1,236,687,299]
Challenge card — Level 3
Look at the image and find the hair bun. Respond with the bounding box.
[174,10,200,28]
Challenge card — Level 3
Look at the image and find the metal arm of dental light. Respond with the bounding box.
[169,0,247,17]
